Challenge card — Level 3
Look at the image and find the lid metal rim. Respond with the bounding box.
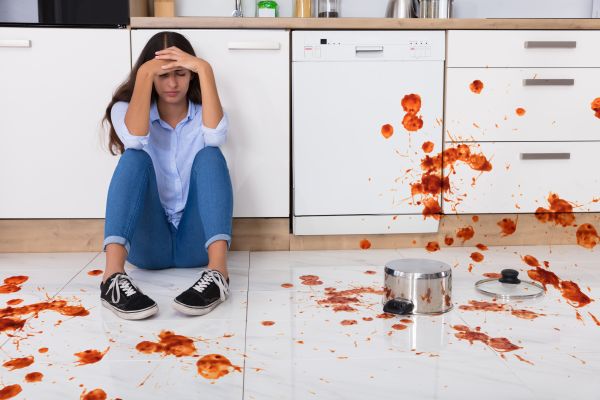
[474,278,545,299]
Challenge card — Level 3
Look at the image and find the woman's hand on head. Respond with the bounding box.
[154,46,208,74]
[138,58,177,77]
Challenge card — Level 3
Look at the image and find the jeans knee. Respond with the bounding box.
[120,149,152,170]
[192,146,225,171]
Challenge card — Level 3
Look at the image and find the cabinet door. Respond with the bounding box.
[445,142,600,214]
[0,28,130,218]
[445,68,600,142]
[131,29,290,218]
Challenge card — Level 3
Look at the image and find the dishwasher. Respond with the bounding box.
[292,30,446,235]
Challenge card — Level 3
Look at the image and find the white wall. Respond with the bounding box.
[176,0,595,18]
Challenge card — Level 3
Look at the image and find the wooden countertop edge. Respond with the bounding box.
[131,17,600,30]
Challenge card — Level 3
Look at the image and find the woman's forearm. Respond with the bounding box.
[125,68,154,136]
[195,62,224,129]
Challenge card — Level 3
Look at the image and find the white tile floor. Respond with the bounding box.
[1,245,599,399]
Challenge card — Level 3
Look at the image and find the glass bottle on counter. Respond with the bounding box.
[257,0,279,17]
[318,0,339,17]
[294,0,312,17]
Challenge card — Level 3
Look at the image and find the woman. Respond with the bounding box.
[101,31,233,320]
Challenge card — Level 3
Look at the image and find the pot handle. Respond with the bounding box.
[383,298,414,315]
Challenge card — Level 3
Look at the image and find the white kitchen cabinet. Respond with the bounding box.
[445,68,600,142]
[0,27,130,218]
[131,29,290,218]
[444,141,600,214]
[448,30,600,68]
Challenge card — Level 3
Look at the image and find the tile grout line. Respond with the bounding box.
[241,250,251,400]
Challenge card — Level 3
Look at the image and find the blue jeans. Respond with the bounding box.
[103,147,233,269]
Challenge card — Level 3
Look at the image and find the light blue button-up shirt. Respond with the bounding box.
[111,100,228,229]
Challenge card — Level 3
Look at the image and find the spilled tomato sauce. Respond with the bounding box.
[317,286,383,312]
[261,321,275,326]
[444,236,454,246]
[527,267,561,291]
[469,80,484,94]
[391,324,407,330]
[0,299,89,333]
[514,354,534,365]
[476,243,488,251]
[576,224,599,249]
[2,356,34,371]
[87,270,103,276]
[359,239,372,250]
[421,141,434,153]
[381,124,394,139]
[0,275,29,294]
[136,331,196,357]
[280,283,293,288]
[425,241,440,252]
[24,372,43,383]
[591,97,600,118]
[402,114,424,131]
[80,388,107,400]
[456,226,475,243]
[299,275,323,286]
[422,197,442,220]
[527,267,593,308]
[340,319,357,326]
[511,309,544,320]
[196,354,241,380]
[472,215,480,222]
[459,300,505,312]
[483,272,502,279]
[5,299,22,306]
[453,325,521,352]
[0,384,22,400]
[588,312,600,326]
[362,317,373,321]
[535,193,576,227]
[364,270,377,275]
[497,218,517,236]
[401,94,424,132]
[74,347,109,366]
[376,313,396,319]
[521,255,541,267]
[38,347,48,354]
[515,107,526,116]
[470,252,484,262]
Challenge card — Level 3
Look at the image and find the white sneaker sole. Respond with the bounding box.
[101,299,159,320]
[172,299,224,316]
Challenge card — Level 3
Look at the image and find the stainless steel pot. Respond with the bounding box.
[385,0,417,18]
[417,0,453,18]
[383,258,453,315]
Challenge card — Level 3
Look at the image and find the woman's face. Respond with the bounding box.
[153,68,192,104]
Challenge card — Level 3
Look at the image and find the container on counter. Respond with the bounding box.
[295,0,312,17]
[257,0,279,17]
[318,0,339,17]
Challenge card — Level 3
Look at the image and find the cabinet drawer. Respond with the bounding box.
[444,142,600,214]
[448,30,600,67]
[445,68,600,142]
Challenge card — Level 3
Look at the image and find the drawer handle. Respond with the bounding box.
[524,41,576,49]
[523,79,575,86]
[355,46,384,53]
[0,39,31,48]
[520,153,571,160]
[227,41,280,50]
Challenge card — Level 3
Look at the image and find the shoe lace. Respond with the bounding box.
[106,274,139,303]
[192,270,229,301]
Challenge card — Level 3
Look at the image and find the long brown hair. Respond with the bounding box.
[103,31,202,155]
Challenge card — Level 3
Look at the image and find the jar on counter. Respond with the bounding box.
[318,0,339,17]
[295,0,312,17]
[257,0,279,17]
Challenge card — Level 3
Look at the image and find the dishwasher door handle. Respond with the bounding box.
[520,152,571,160]
[523,79,575,86]
[355,45,384,54]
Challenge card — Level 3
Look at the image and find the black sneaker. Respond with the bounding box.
[100,272,158,320]
[173,269,230,316]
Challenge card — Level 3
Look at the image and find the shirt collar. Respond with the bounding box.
[150,99,195,125]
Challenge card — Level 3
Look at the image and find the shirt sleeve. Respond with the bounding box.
[201,111,228,147]
[110,101,150,150]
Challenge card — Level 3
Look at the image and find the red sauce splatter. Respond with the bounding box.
[400,318,413,324]
[381,124,394,139]
[80,388,107,400]
[468,264,474,273]
[87,270,103,276]
[6,299,22,306]
[535,193,576,227]
[341,320,357,326]
[511,309,544,320]
[261,321,275,326]
[391,324,407,330]
[527,267,561,291]
[472,215,480,222]
[196,354,241,380]
[483,272,502,279]
[362,317,373,321]
[459,300,505,312]
[470,252,484,262]
[136,331,196,357]
[515,107,526,116]
[521,255,540,267]
[576,310,584,322]
[469,80,484,94]
[444,236,454,246]
[74,347,109,366]
[475,243,488,251]
[38,348,48,354]
[359,239,371,250]
[453,325,521,353]
[402,114,424,131]
[364,270,376,275]
[401,94,424,132]
[3,276,28,285]
[425,241,440,252]
[317,287,383,312]
[2,356,34,371]
[421,197,442,220]
[376,313,396,319]
[280,283,293,288]
[333,304,356,312]
[576,224,599,249]
[0,384,22,399]
[0,318,25,333]
[514,354,534,365]
[421,141,434,153]
[24,372,43,383]
[592,97,600,118]
[560,281,592,308]
[421,288,432,303]
[543,261,550,268]
[588,312,600,326]
[497,218,517,236]
[299,275,323,286]
[456,226,475,243]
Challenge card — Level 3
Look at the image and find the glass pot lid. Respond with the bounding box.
[475,269,544,300]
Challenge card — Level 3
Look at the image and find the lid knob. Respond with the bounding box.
[499,269,521,284]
